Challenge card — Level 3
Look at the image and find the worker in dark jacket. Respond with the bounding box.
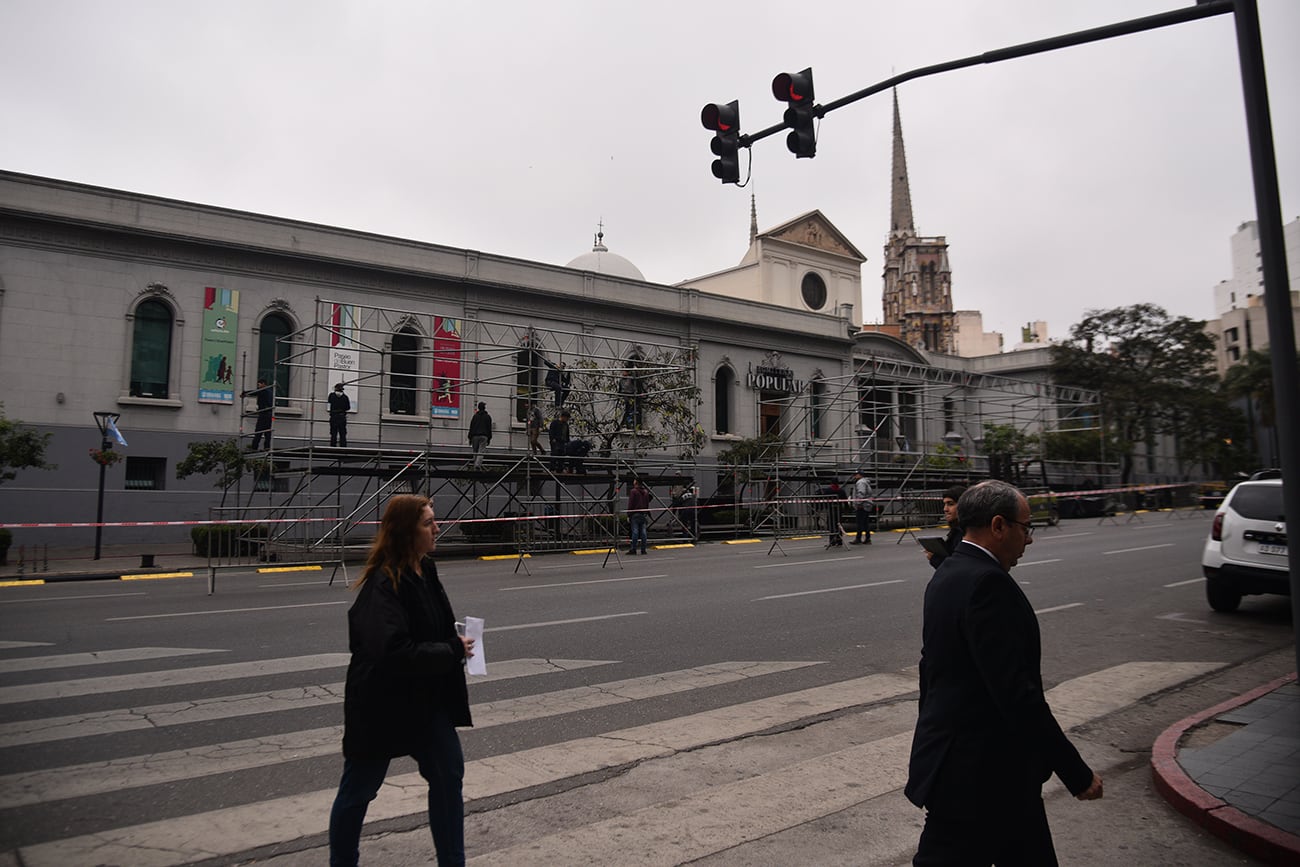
[467,402,492,469]
[548,409,571,472]
[328,495,475,867]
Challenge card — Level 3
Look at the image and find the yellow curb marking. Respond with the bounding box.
[787,535,821,541]
[0,579,45,587]
[723,539,763,545]
[120,572,194,581]
[480,554,531,561]
[653,544,695,550]
[257,565,324,574]
[571,548,616,555]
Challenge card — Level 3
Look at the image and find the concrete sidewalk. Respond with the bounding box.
[1153,671,1300,865]
[0,543,213,583]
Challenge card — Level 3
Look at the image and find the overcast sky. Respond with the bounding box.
[2,1,1296,345]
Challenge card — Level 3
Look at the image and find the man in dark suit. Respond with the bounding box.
[905,480,1102,866]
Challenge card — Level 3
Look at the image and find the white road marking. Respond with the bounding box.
[756,579,905,600]
[106,600,349,621]
[487,612,647,632]
[15,661,1227,867]
[1016,558,1063,567]
[0,592,147,605]
[0,641,54,649]
[753,557,863,569]
[1164,577,1205,588]
[0,654,351,705]
[0,647,224,674]
[1103,543,1175,555]
[1038,532,1094,540]
[0,661,821,807]
[0,659,613,748]
[504,575,666,590]
[1034,602,1084,615]
[15,673,919,867]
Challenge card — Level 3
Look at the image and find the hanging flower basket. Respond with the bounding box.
[89,448,124,468]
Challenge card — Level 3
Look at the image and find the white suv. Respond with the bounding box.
[1201,478,1288,612]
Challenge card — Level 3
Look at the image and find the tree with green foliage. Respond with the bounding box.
[979,422,1038,483]
[1051,303,1225,484]
[0,404,55,484]
[1221,347,1295,466]
[175,438,268,506]
[564,346,702,459]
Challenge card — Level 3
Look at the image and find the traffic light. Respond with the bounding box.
[772,67,816,158]
[700,100,741,184]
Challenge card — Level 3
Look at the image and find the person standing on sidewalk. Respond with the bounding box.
[905,481,1102,866]
[468,402,492,470]
[850,470,875,544]
[626,478,652,555]
[328,495,475,867]
[924,484,966,570]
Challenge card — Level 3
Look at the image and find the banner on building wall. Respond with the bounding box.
[199,287,239,404]
[431,317,462,419]
[328,304,360,411]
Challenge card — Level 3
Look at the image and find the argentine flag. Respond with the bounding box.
[106,417,128,447]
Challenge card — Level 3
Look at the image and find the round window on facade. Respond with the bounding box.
[801,272,827,310]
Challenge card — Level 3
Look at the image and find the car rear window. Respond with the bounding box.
[1229,485,1285,521]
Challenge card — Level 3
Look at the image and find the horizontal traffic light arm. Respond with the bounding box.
[738,1,1231,150]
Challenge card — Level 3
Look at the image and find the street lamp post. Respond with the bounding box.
[91,411,120,561]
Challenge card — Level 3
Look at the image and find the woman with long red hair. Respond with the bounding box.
[328,495,474,867]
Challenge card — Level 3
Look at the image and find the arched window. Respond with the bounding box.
[257,313,293,407]
[810,379,826,439]
[129,299,173,398]
[515,348,543,423]
[389,327,420,415]
[714,364,734,435]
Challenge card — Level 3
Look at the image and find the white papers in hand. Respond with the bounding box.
[463,616,486,676]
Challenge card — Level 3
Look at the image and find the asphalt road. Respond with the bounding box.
[0,512,1292,865]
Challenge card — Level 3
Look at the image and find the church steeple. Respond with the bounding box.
[749,192,758,245]
[890,89,915,237]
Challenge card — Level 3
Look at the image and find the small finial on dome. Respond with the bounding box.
[593,218,608,252]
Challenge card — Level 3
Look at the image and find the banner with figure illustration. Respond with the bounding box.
[328,303,360,411]
[199,287,239,403]
[431,316,461,419]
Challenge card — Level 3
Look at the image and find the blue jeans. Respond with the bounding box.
[630,514,648,552]
[328,712,465,867]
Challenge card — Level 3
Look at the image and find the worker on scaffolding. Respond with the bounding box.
[526,401,546,455]
[544,360,570,407]
[548,409,571,473]
[468,402,492,470]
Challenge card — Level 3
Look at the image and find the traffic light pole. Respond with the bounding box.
[735,0,1299,672]
[738,2,1234,149]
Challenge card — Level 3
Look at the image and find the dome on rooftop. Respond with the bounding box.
[565,230,645,281]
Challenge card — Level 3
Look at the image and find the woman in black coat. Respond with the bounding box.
[328,495,475,867]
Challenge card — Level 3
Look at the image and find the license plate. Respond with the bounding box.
[1258,543,1288,556]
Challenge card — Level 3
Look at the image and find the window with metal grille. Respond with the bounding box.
[124,457,166,491]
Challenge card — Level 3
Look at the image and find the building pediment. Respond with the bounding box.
[763,211,866,262]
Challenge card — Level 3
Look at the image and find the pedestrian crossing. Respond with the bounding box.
[0,640,1224,866]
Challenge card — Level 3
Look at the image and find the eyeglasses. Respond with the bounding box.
[1007,518,1035,538]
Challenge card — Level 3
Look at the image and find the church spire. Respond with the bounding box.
[890,89,915,237]
[749,192,758,244]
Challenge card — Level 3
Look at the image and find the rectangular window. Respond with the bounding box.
[253,461,290,493]
[124,457,166,491]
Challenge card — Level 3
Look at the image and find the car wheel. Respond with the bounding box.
[1206,579,1242,613]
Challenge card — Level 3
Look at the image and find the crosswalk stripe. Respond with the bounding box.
[0,641,54,649]
[14,673,919,867]
[0,661,819,807]
[0,647,223,674]
[472,733,916,866]
[8,661,1229,867]
[0,658,615,748]
[0,654,351,705]
[473,661,1232,866]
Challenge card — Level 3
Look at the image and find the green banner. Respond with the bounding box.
[199,286,239,403]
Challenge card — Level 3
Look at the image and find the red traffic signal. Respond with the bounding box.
[772,67,816,159]
[700,100,741,184]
